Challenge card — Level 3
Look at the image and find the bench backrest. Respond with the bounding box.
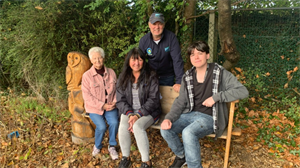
[159,86,179,115]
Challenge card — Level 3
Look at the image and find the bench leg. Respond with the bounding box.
[224,102,235,168]
[224,133,232,168]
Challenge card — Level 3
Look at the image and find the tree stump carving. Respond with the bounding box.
[66,51,95,144]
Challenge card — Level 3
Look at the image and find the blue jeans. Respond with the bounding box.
[160,112,214,168]
[89,109,119,149]
[159,75,174,86]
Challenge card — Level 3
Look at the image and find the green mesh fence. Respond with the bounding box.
[194,8,300,89]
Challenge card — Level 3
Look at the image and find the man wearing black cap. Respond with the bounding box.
[139,12,184,93]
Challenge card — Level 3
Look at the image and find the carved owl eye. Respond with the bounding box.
[72,55,81,67]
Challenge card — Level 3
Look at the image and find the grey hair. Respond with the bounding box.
[88,46,105,59]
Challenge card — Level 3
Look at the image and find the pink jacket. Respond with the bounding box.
[82,65,117,115]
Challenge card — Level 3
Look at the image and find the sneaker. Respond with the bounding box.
[108,146,118,160]
[169,156,186,168]
[140,162,152,168]
[118,156,131,168]
[92,145,100,157]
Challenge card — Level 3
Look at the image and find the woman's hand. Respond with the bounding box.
[103,102,116,111]
[128,115,138,133]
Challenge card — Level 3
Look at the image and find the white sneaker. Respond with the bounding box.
[108,146,118,160]
[92,145,100,157]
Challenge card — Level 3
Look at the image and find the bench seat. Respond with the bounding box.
[151,86,242,168]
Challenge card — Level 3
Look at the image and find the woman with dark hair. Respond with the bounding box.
[116,48,161,168]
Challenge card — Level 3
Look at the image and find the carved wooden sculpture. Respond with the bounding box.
[66,51,95,144]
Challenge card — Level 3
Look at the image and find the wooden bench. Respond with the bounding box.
[151,86,241,168]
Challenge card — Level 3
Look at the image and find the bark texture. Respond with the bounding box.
[218,0,240,70]
[147,0,153,17]
[183,0,196,71]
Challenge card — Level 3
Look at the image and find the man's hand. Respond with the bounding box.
[103,102,116,111]
[173,84,181,93]
[202,97,215,107]
[128,115,138,132]
[161,119,172,130]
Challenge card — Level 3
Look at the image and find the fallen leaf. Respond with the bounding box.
[293,66,298,72]
[265,72,270,76]
[250,97,256,103]
[35,6,43,10]
[233,138,244,143]
[24,148,31,160]
[204,144,211,148]
[281,55,285,59]
[235,67,242,73]
[56,155,64,161]
[202,161,211,168]
[248,110,256,118]
[253,146,260,150]
[61,162,69,168]
[72,149,79,155]
[284,83,288,88]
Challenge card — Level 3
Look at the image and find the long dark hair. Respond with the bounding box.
[117,47,153,91]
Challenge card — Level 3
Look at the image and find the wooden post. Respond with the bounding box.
[208,12,218,63]
[66,52,95,144]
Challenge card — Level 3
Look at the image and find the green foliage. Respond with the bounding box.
[1,90,70,123]
[290,149,300,157]
[234,65,300,157]
[280,97,300,123]
[0,0,137,98]
[241,65,269,98]
[232,0,300,9]
[84,0,135,61]
[0,0,94,99]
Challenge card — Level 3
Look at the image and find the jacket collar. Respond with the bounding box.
[91,65,108,77]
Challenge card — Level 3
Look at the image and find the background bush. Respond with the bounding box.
[0,0,142,101]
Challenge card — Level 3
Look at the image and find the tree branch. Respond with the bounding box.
[293,88,300,96]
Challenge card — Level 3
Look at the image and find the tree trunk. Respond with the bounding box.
[218,0,240,70]
[147,0,153,17]
[182,0,196,71]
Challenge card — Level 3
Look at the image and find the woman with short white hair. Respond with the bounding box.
[82,46,119,160]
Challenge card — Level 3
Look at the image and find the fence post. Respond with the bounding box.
[208,11,218,63]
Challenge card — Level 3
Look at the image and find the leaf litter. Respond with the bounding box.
[0,100,296,168]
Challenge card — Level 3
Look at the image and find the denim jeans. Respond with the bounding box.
[160,111,214,168]
[89,109,119,149]
[159,75,175,86]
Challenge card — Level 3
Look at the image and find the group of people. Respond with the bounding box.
[81,12,249,168]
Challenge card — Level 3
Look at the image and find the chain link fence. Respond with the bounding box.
[194,7,300,89]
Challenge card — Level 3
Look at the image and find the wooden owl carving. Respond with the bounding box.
[66,52,91,91]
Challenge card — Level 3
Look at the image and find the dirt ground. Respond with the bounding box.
[0,113,295,168]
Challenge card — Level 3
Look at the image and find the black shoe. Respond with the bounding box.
[118,156,132,168]
[140,162,152,168]
[169,156,186,168]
